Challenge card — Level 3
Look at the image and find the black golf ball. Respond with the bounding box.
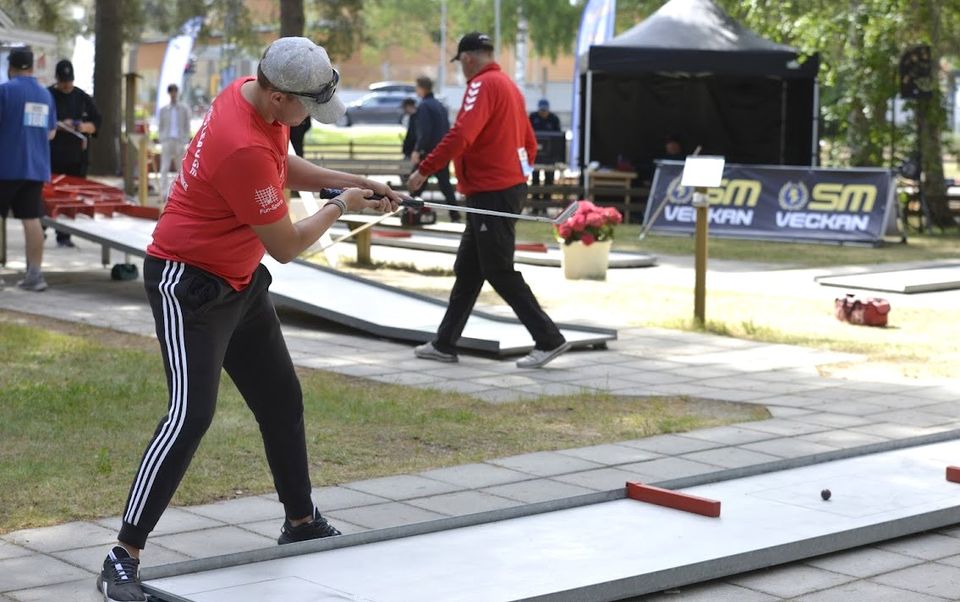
[821,488,831,501]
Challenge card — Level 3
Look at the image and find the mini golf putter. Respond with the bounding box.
[319,188,579,225]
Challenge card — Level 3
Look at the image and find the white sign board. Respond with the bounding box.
[680,156,726,188]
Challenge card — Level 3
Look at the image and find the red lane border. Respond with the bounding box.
[626,482,721,518]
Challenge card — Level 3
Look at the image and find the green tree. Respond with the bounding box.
[0,0,82,41]
[721,0,957,227]
[307,0,364,62]
[445,0,582,61]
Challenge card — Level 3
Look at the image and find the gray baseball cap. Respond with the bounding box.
[258,37,345,124]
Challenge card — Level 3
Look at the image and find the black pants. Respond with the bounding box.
[433,184,565,354]
[118,256,313,549]
[531,168,555,199]
[414,162,460,221]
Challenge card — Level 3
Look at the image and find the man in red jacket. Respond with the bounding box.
[409,32,569,369]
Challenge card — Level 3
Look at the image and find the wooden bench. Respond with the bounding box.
[524,183,649,223]
[900,187,960,232]
[307,158,413,178]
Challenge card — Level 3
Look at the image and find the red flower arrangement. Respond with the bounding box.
[554,200,623,246]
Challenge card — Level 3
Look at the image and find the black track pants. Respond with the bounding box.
[118,256,313,549]
[434,184,565,353]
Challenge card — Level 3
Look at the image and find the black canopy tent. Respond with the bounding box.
[580,0,820,183]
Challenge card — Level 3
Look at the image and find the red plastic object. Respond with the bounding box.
[42,174,157,220]
[372,229,413,239]
[515,242,548,253]
[626,481,721,518]
[947,466,960,483]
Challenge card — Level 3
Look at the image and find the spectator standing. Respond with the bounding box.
[48,59,100,247]
[94,37,400,602]
[157,83,191,199]
[408,32,570,369]
[408,76,460,222]
[528,98,561,205]
[0,47,57,292]
[400,96,418,160]
[662,134,684,161]
[289,115,311,157]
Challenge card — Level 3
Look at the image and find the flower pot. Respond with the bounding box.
[561,239,611,280]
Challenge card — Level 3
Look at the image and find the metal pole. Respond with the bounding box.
[812,79,820,166]
[123,73,138,196]
[780,80,787,164]
[515,4,527,91]
[494,0,501,62]
[584,70,593,197]
[693,188,709,325]
[438,0,447,93]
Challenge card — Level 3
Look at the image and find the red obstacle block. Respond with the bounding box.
[515,242,548,253]
[626,482,721,518]
[371,229,412,239]
[42,174,159,221]
[947,466,960,483]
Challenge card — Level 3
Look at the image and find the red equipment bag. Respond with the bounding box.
[834,294,890,327]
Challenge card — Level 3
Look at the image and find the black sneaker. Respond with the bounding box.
[278,508,341,544]
[96,545,145,601]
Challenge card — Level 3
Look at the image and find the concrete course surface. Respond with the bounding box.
[0,218,958,601]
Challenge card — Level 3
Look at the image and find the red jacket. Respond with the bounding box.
[417,63,537,197]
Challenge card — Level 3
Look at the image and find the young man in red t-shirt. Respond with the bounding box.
[408,32,569,369]
[96,37,401,602]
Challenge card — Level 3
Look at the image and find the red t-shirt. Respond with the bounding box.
[147,78,289,290]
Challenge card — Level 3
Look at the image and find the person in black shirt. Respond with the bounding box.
[48,59,101,247]
[408,76,460,222]
[528,99,560,208]
[289,115,311,158]
[401,97,418,159]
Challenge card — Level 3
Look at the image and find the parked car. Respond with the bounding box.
[340,91,416,126]
[368,81,416,95]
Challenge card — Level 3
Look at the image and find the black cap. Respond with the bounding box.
[55,59,74,82]
[7,47,33,70]
[451,32,494,62]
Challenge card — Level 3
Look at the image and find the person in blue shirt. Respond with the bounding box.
[0,47,57,291]
[528,99,561,213]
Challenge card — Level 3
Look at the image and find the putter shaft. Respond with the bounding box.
[319,189,576,225]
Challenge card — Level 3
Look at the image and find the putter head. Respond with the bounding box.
[552,201,580,225]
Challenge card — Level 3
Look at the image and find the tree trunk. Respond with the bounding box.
[916,0,953,228]
[917,93,953,227]
[89,0,124,175]
[279,0,305,38]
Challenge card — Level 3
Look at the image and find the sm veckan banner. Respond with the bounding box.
[646,162,898,244]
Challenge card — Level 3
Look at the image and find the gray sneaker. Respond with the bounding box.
[17,273,47,292]
[516,341,571,369]
[414,341,458,363]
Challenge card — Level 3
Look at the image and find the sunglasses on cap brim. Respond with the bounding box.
[259,65,340,105]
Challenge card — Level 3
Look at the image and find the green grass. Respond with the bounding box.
[515,222,960,267]
[304,123,405,147]
[0,314,767,533]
